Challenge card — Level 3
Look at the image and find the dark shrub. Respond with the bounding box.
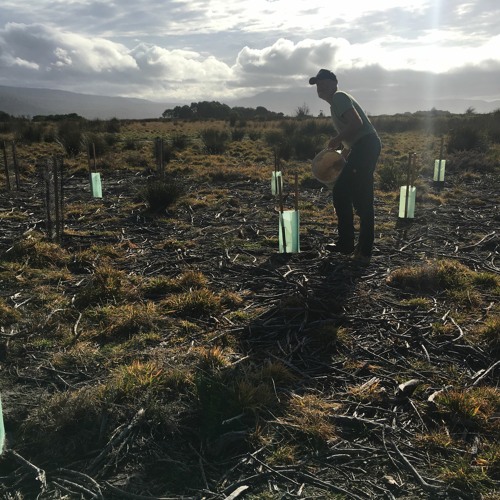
[58,121,82,157]
[447,126,489,153]
[200,128,229,154]
[141,179,184,212]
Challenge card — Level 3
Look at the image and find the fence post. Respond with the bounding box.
[12,141,20,190]
[2,141,10,190]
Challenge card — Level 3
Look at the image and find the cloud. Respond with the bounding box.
[0,22,234,100]
[0,1,500,113]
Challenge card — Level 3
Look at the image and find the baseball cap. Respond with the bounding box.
[309,69,337,85]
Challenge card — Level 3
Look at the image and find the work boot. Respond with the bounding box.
[325,241,355,255]
[352,247,371,265]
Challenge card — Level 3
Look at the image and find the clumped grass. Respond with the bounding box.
[74,263,135,308]
[51,341,102,370]
[386,259,497,308]
[438,443,499,494]
[400,297,433,309]
[91,302,159,339]
[143,270,208,297]
[22,385,104,460]
[108,359,168,399]
[3,233,68,268]
[470,315,500,355]
[163,288,222,318]
[283,393,339,444]
[0,297,21,326]
[434,387,500,435]
[348,377,386,404]
[140,178,184,213]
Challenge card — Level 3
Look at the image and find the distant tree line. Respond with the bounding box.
[162,101,284,122]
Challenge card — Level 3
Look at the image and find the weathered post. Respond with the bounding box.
[12,141,20,190]
[2,141,10,190]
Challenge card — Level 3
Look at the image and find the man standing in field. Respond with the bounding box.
[309,69,381,264]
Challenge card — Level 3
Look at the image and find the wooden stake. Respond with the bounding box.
[12,141,20,190]
[294,172,299,212]
[404,153,412,219]
[2,141,10,191]
[277,154,287,253]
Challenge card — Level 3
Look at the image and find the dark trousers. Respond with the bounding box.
[332,133,381,256]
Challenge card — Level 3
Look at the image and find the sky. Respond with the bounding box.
[1,0,500,115]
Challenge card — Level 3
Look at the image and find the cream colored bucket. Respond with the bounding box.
[311,149,345,189]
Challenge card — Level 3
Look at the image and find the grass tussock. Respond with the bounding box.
[0,298,21,326]
[163,288,223,318]
[90,302,160,339]
[3,233,68,268]
[387,259,499,307]
[22,385,105,460]
[283,393,339,444]
[140,178,185,213]
[74,263,136,308]
[434,387,500,436]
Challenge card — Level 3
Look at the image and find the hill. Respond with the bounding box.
[0,85,177,120]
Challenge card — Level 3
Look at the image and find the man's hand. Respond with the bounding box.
[327,135,342,150]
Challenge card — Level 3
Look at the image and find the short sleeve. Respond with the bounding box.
[332,92,353,117]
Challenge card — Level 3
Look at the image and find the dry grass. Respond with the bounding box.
[1,121,499,499]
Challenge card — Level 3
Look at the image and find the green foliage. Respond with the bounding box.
[140,178,184,212]
[200,128,229,154]
[447,125,489,153]
[0,298,21,326]
[57,119,83,156]
[2,234,68,268]
[15,121,44,143]
[231,128,245,141]
[171,132,190,150]
[447,150,497,173]
[377,160,405,191]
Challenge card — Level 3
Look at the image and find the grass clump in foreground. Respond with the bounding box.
[139,178,185,213]
[2,232,69,268]
[386,258,499,307]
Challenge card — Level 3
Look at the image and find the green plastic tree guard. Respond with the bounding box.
[279,210,300,253]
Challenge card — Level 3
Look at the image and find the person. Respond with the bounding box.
[309,69,381,264]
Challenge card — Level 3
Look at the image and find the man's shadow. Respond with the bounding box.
[233,246,371,375]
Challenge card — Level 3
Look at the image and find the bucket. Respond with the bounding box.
[271,171,283,195]
[278,210,300,253]
[91,172,102,198]
[311,149,345,189]
[399,185,416,218]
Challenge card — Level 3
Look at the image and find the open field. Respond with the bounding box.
[0,115,499,499]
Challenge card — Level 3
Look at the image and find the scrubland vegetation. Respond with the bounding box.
[0,107,499,499]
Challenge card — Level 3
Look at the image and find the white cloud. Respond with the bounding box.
[0,1,499,112]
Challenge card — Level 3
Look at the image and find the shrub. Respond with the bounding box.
[447,125,489,153]
[57,120,83,157]
[377,160,405,191]
[200,128,229,154]
[446,150,497,173]
[171,133,190,150]
[141,178,184,212]
[294,135,318,160]
[231,129,245,141]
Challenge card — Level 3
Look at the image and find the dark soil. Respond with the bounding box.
[0,160,499,499]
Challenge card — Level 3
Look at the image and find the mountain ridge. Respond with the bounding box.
[1,85,500,119]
